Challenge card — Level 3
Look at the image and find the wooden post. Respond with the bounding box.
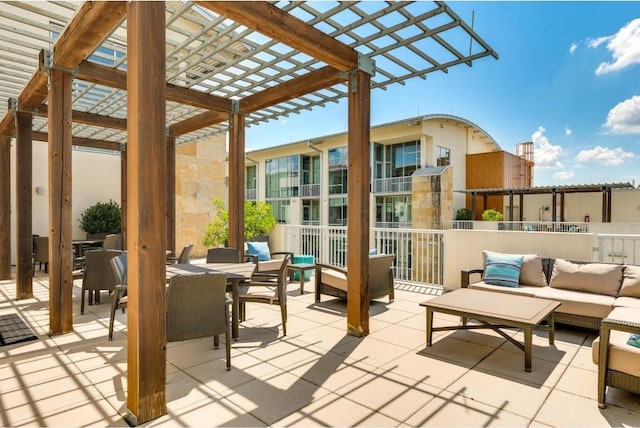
[607,188,612,222]
[0,135,11,280]
[166,135,175,256]
[15,110,33,299]
[126,2,167,424]
[346,69,371,337]
[48,68,74,334]
[120,146,127,250]
[519,193,524,222]
[228,111,245,258]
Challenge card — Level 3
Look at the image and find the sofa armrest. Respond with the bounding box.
[315,263,347,277]
[271,251,294,259]
[461,269,483,288]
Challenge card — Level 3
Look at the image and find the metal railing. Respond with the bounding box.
[300,183,320,197]
[446,220,590,233]
[245,189,256,200]
[372,176,412,193]
[280,224,444,286]
[597,234,640,265]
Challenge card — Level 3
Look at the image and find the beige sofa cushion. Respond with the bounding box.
[549,259,623,296]
[614,296,640,309]
[482,251,547,287]
[321,269,347,292]
[619,265,640,298]
[534,287,615,319]
[468,281,541,297]
[592,307,640,378]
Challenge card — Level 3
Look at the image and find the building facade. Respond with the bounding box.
[243,114,529,228]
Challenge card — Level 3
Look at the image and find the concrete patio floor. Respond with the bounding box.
[1,269,640,427]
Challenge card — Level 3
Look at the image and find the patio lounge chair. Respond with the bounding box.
[314,254,396,303]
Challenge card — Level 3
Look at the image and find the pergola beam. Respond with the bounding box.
[168,110,228,137]
[241,66,345,113]
[32,131,121,152]
[77,60,232,112]
[196,1,359,72]
[35,104,127,131]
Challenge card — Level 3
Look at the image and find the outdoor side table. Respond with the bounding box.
[288,254,315,294]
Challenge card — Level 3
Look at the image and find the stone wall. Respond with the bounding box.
[411,166,453,283]
[175,134,227,258]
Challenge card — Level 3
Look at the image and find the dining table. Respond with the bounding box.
[166,261,256,340]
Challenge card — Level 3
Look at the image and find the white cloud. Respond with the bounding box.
[554,171,575,180]
[569,42,578,54]
[575,145,635,166]
[589,18,640,75]
[532,126,563,168]
[564,126,572,136]
[604,95,640,134]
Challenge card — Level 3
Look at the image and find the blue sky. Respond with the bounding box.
[246,2,640,187]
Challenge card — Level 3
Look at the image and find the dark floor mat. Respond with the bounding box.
[0,313,38,346]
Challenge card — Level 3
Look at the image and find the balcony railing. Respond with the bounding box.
[245,188,256,200]
[300,183,320,197]
[445,220,590,233]
[597,234,640,265]
[280,224,444,286]
[372,176,412,193]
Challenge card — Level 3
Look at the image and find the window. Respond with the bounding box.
[267,200,290,224]
[328,147,348,195]
[328,197,347,226]
[265,155,299,198]
[245,165,257,200]
[375,196,412,227]
[302,199,320,225]
[437,146,450,166]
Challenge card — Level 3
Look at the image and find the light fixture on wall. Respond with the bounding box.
[35,186,44,195]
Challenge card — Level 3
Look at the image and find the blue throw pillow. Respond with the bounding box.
[246,241,271,261]
[484,252,523,288]
[628,333,640,348]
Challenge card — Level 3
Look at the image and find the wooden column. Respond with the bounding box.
[126,2,167,424]
[601,189,607,222]
[551,190,557,224]
[120,146,127,250]
[48,68,74,334]
[508,191,514,221]
[166,135,175,256]
[471,193,476,219]
[15,111,33,299]
[228,111,245,256]
[0,135,11,280]
[519,193,524,222]
[607,188,612,222]
[346,69,371,337]
[560,192,565,222]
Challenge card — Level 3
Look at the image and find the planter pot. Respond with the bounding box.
[87,233,108,240]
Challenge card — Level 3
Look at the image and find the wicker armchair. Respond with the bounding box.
[314,254,395,303]
[108,253,127,341]
[238,253,291,336]
[593,306,640,408]
[167,243,194,264]
[80,249,122,314]
[33,236,49,274]
[166,273,232,370]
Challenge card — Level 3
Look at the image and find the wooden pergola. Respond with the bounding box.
[0,2,497,423]
[458,183,634,222]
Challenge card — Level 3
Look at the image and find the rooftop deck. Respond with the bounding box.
[1,269,639,427]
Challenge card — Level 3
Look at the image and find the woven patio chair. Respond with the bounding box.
[32,236,49,274]
[166,273,231,370]
[166,243,194,264]
[206,247,242,263]
[80,249,121,315]
[238,253,291,336]
[108,253,127,341]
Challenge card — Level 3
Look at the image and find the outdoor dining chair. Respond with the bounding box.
[80,249,121,315]
[108,253,127,341]
[32,236,49,274]
[166,273,232,370]
[206,247,242,263]
[166,243,194,264]
[238,253,291,336]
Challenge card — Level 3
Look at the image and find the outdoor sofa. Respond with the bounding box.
[461,251,640,408]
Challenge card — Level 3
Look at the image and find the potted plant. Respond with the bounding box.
[482,208,505,230]
[202,198,276,247]
[78,200,121,239]
[454,208,473,229]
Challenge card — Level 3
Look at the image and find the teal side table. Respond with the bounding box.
[292,254,315,280]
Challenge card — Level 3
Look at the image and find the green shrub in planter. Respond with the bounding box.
[455,208,472,220]
[481,208,504,222]
[203,198,276,247]
[79,200,121,236]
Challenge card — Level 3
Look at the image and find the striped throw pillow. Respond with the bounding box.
[484,252,523,288]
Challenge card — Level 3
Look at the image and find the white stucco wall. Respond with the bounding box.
[10,141,121,264]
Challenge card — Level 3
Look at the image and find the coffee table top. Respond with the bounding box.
[420,288,561,325]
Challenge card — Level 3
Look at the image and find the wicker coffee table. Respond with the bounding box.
[420,288,561,372]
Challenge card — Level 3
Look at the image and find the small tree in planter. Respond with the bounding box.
[78,200,121,239]
[482,208,504,221]
[454,208,473,229]
[202,198,276,247]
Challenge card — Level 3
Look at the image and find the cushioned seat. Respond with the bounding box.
[468,281,541,297]
[534,287,615,319]
[614,297,640,309]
